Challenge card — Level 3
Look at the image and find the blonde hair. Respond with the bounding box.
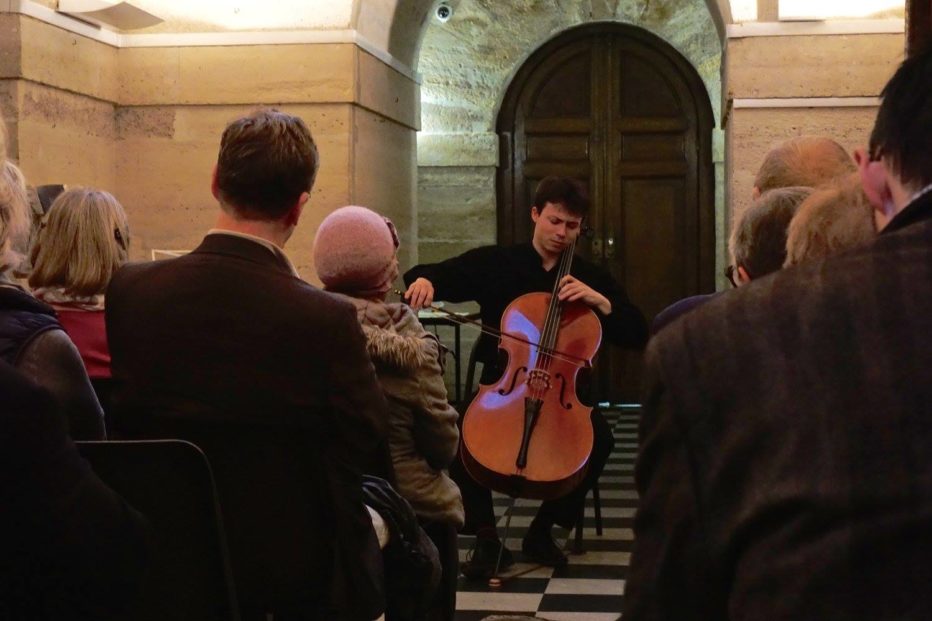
[0,160,31,274]
[29,187,130,296]
[784,174,877,267]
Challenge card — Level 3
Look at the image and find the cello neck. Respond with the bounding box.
[540,239,576,354]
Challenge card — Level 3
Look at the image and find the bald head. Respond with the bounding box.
[753,136,855,197]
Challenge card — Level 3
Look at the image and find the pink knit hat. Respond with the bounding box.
[313,205,399,297]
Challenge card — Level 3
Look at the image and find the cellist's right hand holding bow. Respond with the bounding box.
[404,277,435,310]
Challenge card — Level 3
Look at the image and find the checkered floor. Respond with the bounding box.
[453,407,639,621]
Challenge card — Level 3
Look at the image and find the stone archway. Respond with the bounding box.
[414,1,723,269]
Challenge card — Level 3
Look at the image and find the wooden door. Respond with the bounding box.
[498,23,714,403]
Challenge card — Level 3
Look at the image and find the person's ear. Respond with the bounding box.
[530,205,540,223]
[854,148,889,209]
[855,148,897,229]
[751,186,761,200]
[736,265,751,285]
[210,165,221,201]
[285,191,309,227]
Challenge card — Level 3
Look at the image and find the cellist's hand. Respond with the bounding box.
[404,277,435,310]
[558,275,611,315]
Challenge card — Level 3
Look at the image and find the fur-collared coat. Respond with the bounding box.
[341,295,465,528]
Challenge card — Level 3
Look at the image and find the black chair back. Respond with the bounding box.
[151,423,338,619]
[76,440,239,621]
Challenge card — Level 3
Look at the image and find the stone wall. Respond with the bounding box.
[1,13,419,284]
[414,0,724,271]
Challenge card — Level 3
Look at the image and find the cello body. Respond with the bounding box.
[461,292,602,500]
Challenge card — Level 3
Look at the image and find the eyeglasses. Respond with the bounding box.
[724,265,738,288]
[383,217,399,250]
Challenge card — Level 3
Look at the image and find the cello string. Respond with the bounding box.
[539,237,575,378]
[392,290,592,368]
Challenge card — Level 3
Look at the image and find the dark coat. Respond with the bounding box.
[106,233,389,620]
[0,281,105,439]
[625,189,932,621]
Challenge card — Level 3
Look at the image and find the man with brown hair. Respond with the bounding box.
[106,108,389,620]
[752,135,855,198]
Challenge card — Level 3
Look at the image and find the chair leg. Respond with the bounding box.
[593,483,603,536]
[571,497,585,554]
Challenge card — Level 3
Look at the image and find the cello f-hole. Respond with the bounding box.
[556,373,572,409]
[498,366,528,396]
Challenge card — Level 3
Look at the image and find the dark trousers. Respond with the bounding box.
[421,521,459,621]
[452,407,614,534]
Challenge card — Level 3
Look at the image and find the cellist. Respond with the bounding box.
[403,176,648,578]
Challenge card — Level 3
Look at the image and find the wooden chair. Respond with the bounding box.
[76,439,240,621]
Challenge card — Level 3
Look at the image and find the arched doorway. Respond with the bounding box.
[497,23,715,402]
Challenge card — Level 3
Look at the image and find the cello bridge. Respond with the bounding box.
[526,369,552,392]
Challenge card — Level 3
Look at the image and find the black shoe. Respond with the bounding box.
[460,538,515,580]
[522,530,568,567]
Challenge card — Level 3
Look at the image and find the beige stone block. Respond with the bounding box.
[356,49,419,130]
[348,106,416,268]
[417,241,486,269]
[727,106,878,224]
[19,117,117,190]
[0,14,22,79]
[417,166,496,247]
[14,82,116,188]
[417,132,498,167]
[19,17,119,102]
[727,34,904,99]
[117,44,357,106]
[118,47,182,105]
[116,106,176,140]
[20,81,116,139]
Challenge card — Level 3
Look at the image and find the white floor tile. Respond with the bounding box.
[456,592,542,612]
[545,578,625,596]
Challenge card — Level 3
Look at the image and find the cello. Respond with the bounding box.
[459,238,602,501]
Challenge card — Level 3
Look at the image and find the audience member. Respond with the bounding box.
[752,135,855,198]
[652,136,845,334]
[652,186,811,333]
[626,45,932,621]
[0,360,151,620]
[784,173,877,267]
[29,188,130,412]
[727,186,812,286]
[0,160,105,439]
[105,109,389,620]
[314,205,463,621]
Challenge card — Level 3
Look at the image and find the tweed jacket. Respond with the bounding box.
[625,189,932,621]
[106,233,389,620]
[337,295,465,528]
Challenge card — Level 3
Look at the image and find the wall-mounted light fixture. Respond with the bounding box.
[57,0,163,30]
